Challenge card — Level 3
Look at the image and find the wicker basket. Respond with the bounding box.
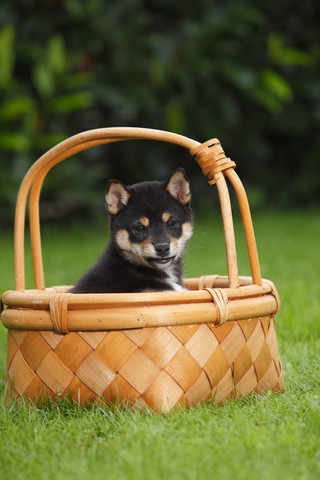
[0,127,283,411]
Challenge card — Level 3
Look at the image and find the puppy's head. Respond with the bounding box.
[105,168,193,269]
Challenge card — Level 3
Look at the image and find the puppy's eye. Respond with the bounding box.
[134,223,146,233]
[167,218,179,228]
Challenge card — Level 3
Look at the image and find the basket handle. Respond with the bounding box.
[14,127,261,291]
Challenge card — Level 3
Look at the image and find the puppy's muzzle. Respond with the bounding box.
[146,242,175,267]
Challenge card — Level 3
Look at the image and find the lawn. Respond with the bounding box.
[0,209,320,480]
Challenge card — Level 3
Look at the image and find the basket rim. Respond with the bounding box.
[1,275,280,333]
[2,275,276,307]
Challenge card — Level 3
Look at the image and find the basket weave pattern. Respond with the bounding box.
[6,315,283,411]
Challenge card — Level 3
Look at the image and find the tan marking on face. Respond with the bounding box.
[115,230,155,267]
[139,217,150,227]
[182,222,193,242]
[165,237,178,260]
[137,238,155,256]
[170,237,178,251]
[162,212,171,223]
[176,222,193,258]
[115,230,132,251]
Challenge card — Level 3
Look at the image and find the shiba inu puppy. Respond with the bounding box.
[69,168,193,293]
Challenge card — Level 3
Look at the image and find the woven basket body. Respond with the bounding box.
[1,128,283,411]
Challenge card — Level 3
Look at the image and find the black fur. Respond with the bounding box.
[69,169,193,294]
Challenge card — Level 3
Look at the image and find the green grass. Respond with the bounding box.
[1,210,320,480]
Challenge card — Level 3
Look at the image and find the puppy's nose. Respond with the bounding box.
[155,243,170,257]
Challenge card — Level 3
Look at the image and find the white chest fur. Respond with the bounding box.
[164,266,186,292]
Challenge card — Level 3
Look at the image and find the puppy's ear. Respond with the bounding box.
[105,181,131,215]
[165,168,191,205]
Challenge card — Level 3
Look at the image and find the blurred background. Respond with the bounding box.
[0,0,320,227]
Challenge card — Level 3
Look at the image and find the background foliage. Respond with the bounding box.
[1,0,320,226]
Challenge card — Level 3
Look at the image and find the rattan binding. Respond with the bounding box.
[0,127,284,411]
